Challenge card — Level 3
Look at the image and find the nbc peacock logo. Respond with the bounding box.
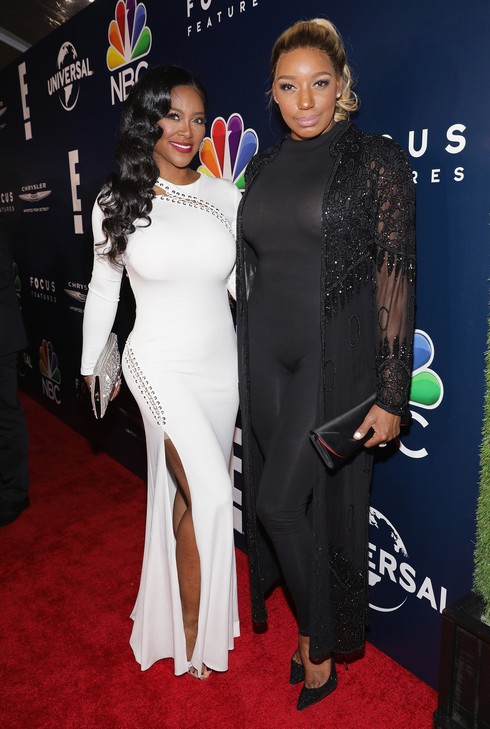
[107,0,152,105]
[198,114,259,190]
[39,339,62,405]
[399,329,444,459]
[409,330,444,409]
[107,0,151,70]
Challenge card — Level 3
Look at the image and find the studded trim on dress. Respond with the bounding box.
[125,339,166,427]
[155,178,235,240]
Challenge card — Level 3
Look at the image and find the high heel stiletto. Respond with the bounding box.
[296,660,337,711]
[289,657,305,684]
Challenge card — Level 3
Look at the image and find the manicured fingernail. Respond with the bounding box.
[354,431,362,440]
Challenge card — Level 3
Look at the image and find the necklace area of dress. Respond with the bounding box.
[154,175,234,238]
[155,176,200,196]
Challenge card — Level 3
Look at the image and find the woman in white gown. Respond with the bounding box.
[81,66,241,679]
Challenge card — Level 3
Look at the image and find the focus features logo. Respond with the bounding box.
[0,190,15,213]
[47,42,94,111]
[186,0,260,35]
[368,507,447,615]
[385,123,466,185]
[29,275,57,303]
[18,182,52,213]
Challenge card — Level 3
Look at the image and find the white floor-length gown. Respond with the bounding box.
[81,173,241,676]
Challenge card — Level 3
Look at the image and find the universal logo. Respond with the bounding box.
[39,339,62,405]
[0,190,15,214]
[107,0,152,106]
[385,123,466,185]
[47,42,94,111]
[0,100,6,130]
[187,0,260,36]
[369,507,447,615]
[65,281,87,314]
[18,182,52,214]
[29,275,57,303]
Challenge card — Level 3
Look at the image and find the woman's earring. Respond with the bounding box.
[336,92,341,99]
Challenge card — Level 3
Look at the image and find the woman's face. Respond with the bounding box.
[272,47,341,141]
[153,85,206,176]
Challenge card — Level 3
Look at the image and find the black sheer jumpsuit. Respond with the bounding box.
[241,122,344,635]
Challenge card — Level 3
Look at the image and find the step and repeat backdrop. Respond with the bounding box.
[0,0,488,687]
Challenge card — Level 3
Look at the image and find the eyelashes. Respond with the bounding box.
[278,79,331,92]
[165,111,206,125]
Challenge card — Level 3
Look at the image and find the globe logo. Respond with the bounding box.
[368,507,447,614]
[47,43,94,112]
[369,507,409,612]
[57,43,80,111]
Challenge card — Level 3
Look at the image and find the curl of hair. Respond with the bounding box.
[98,65,207,264]
[269,18,359,122]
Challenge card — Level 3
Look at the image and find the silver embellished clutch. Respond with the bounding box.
[90,333,121,419]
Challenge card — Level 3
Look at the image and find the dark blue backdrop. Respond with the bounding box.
[1,0,488,688]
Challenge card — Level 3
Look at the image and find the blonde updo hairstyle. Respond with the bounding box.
[270,18,358,121]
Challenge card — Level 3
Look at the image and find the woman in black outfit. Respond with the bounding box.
[236,18,416,710]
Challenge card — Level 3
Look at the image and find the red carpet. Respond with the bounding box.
[1,394,437,728]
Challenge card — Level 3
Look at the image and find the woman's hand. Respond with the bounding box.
[353,404,401,449]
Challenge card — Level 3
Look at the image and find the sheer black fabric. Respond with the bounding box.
[236,122,416,659]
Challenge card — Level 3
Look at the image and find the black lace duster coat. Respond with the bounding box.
[236,122,416,659]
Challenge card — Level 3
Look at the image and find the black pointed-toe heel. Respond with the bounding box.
[296,660,337,711]
[289,657,305,685]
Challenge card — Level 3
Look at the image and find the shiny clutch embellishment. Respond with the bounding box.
[90,333,121,419]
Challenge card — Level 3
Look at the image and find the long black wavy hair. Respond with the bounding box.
[98,65,207,263]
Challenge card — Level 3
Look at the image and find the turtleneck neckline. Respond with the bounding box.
[284,120,348,151]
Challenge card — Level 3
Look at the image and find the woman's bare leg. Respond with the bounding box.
[167,439,211,678]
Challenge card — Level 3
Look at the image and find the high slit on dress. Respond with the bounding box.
[81,174,242,675]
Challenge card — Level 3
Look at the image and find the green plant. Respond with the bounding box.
[474,312,490,624]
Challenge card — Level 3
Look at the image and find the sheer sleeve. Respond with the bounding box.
[373,143,416,415]
[80,201,124,375]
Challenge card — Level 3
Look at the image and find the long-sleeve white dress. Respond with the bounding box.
[81,173,241,675]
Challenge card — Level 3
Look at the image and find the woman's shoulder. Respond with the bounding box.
[243,143,281,185]
[347,124,411,167]
[199,174,241,201]
[198,174,242,216]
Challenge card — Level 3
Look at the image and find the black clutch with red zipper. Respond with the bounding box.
[310,394,411,471]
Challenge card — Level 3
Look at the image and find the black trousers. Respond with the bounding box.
[249,343,320,636]
[0,351,29,503]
